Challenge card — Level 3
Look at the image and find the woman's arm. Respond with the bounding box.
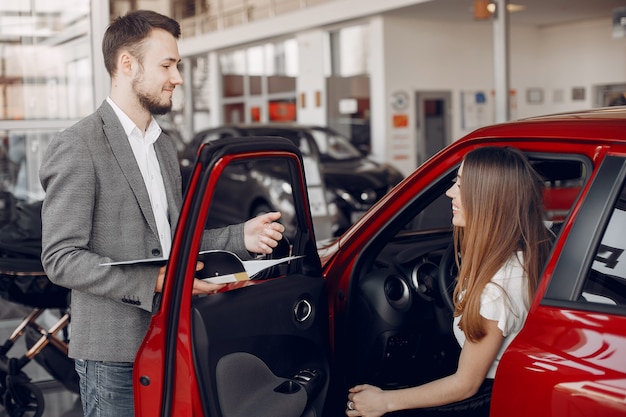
[346,318,504,417]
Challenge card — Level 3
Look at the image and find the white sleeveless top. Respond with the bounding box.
[453,252,529,379]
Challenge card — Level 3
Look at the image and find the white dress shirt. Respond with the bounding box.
[106,97,172,258]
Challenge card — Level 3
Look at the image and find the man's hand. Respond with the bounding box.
[191,277,227,295]
[244,211,285,254]
[155,262,226,294]
[154,212,284,293]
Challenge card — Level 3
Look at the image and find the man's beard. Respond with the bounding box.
[136,88,172,115]
[132,73,173,115]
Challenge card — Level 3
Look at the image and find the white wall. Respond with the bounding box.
[378,16,495,174]
[532,18,626,114]
[375,15,626,175]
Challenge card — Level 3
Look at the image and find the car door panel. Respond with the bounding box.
[191,275,328,417]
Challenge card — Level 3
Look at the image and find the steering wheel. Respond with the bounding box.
[438,243,458,312]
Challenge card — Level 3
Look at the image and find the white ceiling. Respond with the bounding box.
[386,0,626,27]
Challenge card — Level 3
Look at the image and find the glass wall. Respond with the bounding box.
[220,38,298,124]
[0,0,93,205]
[1,1,92,121]
[0,0,93,325]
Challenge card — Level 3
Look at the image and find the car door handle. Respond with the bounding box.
[293,299,312,322]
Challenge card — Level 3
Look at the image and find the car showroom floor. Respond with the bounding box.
[0,302,82,417]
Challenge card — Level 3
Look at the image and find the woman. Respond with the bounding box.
[346,147,552,417]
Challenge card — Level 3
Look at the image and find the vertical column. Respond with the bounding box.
[295,31,327,126]
[181,57,194,138]
[368,16,388,165]
[492,0,510,122]
[208,52,222,127]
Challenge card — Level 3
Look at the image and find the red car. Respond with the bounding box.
[134,108,626,417]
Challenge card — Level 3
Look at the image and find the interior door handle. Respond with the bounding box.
[293,299,312,322]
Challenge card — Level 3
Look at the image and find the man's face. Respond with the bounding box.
[131,28,182,115]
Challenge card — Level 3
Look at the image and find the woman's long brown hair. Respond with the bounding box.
[452,147,551,342]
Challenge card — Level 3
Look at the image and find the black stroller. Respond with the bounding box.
[0,196,79,417]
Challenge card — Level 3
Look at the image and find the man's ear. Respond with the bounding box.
[118,51,135,76]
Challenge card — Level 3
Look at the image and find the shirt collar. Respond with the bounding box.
[106,97,162,144]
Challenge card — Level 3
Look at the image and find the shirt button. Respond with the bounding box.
[152,249,161,256]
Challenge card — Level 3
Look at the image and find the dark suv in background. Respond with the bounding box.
[179,124,404,237]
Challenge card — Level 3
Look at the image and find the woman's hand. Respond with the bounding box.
[346,384,388,417]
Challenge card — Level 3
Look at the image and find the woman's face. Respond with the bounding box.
[445,161,466,227]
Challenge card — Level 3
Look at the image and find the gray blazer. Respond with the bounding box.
[40,101,248,362]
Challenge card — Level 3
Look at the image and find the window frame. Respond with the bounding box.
[543,154,626,316]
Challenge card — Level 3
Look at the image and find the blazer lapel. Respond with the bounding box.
[154,133,181,234]
[98,102,159,238]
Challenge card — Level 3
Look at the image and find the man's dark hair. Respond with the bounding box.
[102,10,181,77]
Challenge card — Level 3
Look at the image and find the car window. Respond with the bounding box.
[581,181,626,307]
[205,157,295,230]
[295,134,312,156]
[309,128,362,161]
[404,153,588,234]
[251,129,315,159]
[200,131,229,144]
[531,157,587,224]
[202,156,301,280]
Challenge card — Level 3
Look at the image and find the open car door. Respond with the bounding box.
[134,137,329,417]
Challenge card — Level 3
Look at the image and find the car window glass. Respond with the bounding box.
[262,130,314,158]
[581,181,626,307]
[310,129,361,160]
[200,131,224,144]
[403,154,587,234]
[201,157,299,282]
[530,158,586,224]
[205,157,296,236]
[296,135,312,156]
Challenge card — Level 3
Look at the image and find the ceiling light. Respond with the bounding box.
[507,4,526,13]
[477,2,527,19]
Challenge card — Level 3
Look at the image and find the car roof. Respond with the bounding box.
[204,124,331,134]
[463,107,626,143]
[228,123,320,129]
[196,108,626,146]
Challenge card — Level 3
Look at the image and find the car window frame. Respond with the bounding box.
[543,154,626,316]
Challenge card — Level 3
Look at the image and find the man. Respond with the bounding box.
[39,10,284,417]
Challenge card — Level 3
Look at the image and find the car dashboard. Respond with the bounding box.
[343,228,461,390]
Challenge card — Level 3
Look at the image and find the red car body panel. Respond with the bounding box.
[135,152,228,417]
[493,307,626,416]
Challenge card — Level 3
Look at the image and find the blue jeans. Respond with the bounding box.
[74,359,135,417]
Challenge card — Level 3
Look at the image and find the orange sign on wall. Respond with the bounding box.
[393,114,408,128]
[269,101,297,122]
